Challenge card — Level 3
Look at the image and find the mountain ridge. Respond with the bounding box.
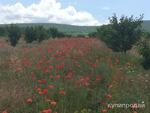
[0,20,150,36]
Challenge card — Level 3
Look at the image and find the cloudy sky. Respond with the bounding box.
[0,0,149,26]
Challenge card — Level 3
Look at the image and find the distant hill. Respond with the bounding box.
[142,20,150,32]
[0,23,98,36]
[0,20,150,36]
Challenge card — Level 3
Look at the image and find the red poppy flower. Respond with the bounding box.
[43,89,48,94]
[106,94,112,99]
[48,85,55,89]
[49,65,54,70]
[2,110,7,113]
[41,109,52,113]
[26,98,33,104]
[96,76,101,81]
[38,79,47,84]
[50,100,57,106]
[49,75,54,79]
[101,109,108,113]
[55,75,61,80]
[59,90,66,95]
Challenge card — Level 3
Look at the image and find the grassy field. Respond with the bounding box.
[0,37,149,113]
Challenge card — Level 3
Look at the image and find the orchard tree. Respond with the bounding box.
[24,27,37,43]
[0,27,7,36]
[48,27,59,38]
[36,26,49,42]
[138,39,150,70]
[97,14,143,53]
[7,24,21,46]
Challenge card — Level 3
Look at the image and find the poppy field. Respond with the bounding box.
[0,38,149,113]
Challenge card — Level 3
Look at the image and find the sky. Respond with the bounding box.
[0,0,149,26]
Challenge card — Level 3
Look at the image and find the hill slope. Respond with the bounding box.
[142,20,150,32]
[0,23,98,36]
[0,20,150,36]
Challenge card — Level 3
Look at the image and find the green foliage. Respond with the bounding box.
[97,14,143,52]
[0,27,7,36]
[24,26,67,43]
[35,26,49,42]
[142,31,150,39]
[138,39,150,69]
[88,32,97,37]
[7,24,21,46]
[24,27,37,43]
[48,27,65,38]
[24,26,49,43]
[76,34,86,38]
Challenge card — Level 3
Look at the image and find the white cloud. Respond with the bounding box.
[0,0,101,26]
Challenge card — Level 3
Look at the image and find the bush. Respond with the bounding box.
[35,26,49,42]
[7,24,21,46]
[48,27,65,38]
[0,27,7,36]
[142,31,150,39]
[97,14,143,53]
[24,27,37,43]
[24,26,49,43]
[138,39,150,69]
[88,32,97,37]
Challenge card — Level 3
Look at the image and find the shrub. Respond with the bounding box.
[35,26,49,42]
[48,27,59,38]
[48,27,65,38]
[88,32,97,37]
[24,26,49,43]
[7,24,21,46]
[0,27,7,36]
[138,39,150,69]
[24,27,37,43]
[97,14,143,53]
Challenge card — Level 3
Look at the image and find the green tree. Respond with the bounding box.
[36,26,49,42]
[97,14,143,53]
[0,27,7,36]
[88,32,97,37]
[138,39,150,69]
[7,24,21,46]
[24,27,37,43]
[48,27,59,38]
[24,26,49,43]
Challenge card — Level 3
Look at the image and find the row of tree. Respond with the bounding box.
[24,26,66,43]
[0,25,67,46]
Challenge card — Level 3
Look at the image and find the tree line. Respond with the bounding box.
[0,25,69,46]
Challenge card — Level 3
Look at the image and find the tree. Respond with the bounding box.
[138,39,150,70]
[88,32,97,37]
[0,27,7,36]
[24,27,37,43]
[35,26,49,42]
[97,14,143,53]
[24,26,49,43]
[7,24,21,46]
[48,27,59,38]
